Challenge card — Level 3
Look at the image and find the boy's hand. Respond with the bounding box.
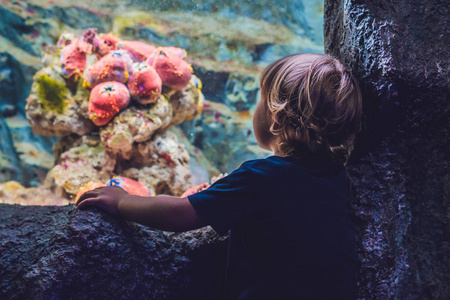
[76,186,129,216]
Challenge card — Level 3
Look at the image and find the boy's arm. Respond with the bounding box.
[76,186,208,232]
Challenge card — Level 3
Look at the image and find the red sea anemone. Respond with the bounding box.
[97,33,120,57]
[60,39,92,79]
[88,81,130,126]
[84,50,134,88]
[128,62,162,104]
[147,47,193,90]
[118,40,156,62]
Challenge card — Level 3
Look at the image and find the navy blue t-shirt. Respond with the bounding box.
[188,155,358,300]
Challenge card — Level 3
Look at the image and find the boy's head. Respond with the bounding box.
[254,53,362,164]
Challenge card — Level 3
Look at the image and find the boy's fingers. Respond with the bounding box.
[76,198,98,210]
[76,190,101,205]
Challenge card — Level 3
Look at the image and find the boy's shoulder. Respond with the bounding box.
[239,155,345,179]
[238,156,287,173]
[240,155,296,168]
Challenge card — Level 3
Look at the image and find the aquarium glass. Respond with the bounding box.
[0,0,323,202]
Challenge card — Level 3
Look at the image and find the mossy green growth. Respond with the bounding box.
[36,74,68,113]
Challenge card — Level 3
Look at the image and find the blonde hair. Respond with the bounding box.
[260,53,362,164]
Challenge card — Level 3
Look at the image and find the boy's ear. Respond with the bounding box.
[272,113,283,131]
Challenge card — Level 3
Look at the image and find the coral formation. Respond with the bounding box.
[88,81,131,126]
[147,47,193,90]
[127,62,162,104]
[24,29,203,198]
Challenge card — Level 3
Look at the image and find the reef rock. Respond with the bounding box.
[26,66,95,136]
[168,75,204,125]
[325,0,450,298]
[0,204,228,300]
[119,131,192,196]
[47,131,191,197]
[46,136,116,196]
[99,96,172,158]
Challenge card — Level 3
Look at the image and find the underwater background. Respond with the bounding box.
[0,0,324,192]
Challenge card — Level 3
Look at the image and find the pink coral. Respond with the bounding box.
[88,81,130,126]
[147,47,193,90]
[128,62,162,104]
[118,40,156,62]
[84,50,134,88]
[60,39,92,79]
[81,28,102,54]
[107,176,155,196]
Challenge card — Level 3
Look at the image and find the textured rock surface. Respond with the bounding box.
[0,204,228,300]
[46,136,116,196]
[119,131,193,196]
[324,0,450,298]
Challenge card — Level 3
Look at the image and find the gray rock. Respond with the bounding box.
[325,0,450,298]
[0,7,38,56]
[0,53,33,116]
[0,204,228,300]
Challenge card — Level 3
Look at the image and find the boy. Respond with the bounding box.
[77,53,362,299]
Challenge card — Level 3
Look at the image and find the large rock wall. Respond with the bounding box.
[0,204,228,299]
[324,0,449,298]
